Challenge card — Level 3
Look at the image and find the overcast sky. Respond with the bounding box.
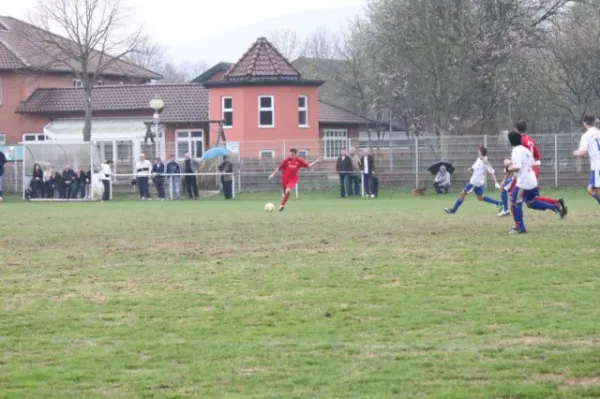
[4,0,364,64]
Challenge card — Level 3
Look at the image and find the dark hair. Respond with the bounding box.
[106,160,114,165]
[515,120,527,133]
[479,146,488,157]
[508,131,522,147]
[584,116,596,126]
[290,148,298,154]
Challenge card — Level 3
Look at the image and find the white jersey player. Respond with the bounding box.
[573,116,600,205]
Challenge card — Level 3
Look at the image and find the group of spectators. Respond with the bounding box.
[335,147,378,198]
[27,163,91,199]
[99,152,234,201]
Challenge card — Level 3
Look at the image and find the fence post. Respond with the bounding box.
[554,134,558,188]
[415,135,419,188]
[295,183,298,199]
[484,134,488,187]
[232,173,236,199]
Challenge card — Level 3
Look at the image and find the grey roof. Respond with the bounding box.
[318,101,371,125]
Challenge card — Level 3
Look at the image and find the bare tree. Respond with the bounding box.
[268,29,301,60]
[125,34,167,72]
[27,0,143,141]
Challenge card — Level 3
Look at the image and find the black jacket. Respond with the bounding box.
[0,151,6,177]
[219,160,233,182]
[62,168,75,183]
[336,155,352,174]
[359,155,375,175]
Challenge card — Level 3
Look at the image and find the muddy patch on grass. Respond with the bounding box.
[535,373,600,387]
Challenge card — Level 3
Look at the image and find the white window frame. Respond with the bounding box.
[298,149,309,159]
[323,129,349,160]
[222,96,233,128]
[259,150,275,159]
[95,80,103,86]
[73,79,83,88]
[175,130,204,160]
[22,133,47,142]
[258,95,275,128]
[0,77,3,105]
[0,133,6,145]
[298,95,308,127]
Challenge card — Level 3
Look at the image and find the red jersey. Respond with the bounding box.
[521,135,540,161]
[278,157,309,186]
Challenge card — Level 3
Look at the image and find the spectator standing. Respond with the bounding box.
[360,149,376,197]
[348,147,361,196]
[31,163,44,198]
[0,149,6,201]
[135,153,152,200]
[219,155,234,199]
[183,153,199,200]
[100,160,113,201]
[61,165,75,199]
[433,166,451,194]
[336,149,352,198]
[152,157,166,200]
[165,155,181,200]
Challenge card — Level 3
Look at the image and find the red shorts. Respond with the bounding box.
[281,179,297,192]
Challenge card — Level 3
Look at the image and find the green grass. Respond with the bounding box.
[1,189,599,398]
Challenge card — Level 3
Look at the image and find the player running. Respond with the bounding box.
[573,116,600,205]
[444,146,502,214]
[505,131,542,234]
[499,120,566,218]
[268,149,321,212]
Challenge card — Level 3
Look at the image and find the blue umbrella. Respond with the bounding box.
[201,147,231,161]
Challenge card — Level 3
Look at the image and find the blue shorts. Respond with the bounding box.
[511,186,540,203]
[590,170,600,188]
[463,184,484,196]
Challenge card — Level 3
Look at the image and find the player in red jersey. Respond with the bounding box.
[268,148,322,212]
[504,121,566,220]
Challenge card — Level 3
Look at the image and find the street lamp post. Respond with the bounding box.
[149,98,165,158]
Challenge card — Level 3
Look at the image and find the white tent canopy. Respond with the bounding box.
[43,118,149,141]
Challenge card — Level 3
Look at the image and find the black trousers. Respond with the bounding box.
[185,176,198,199]
[102,180,110,201]
[154,178,165,199]
[138,177,150,198]
[222,179,233,199]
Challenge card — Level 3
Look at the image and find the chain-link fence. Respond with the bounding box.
[2,133,591,196]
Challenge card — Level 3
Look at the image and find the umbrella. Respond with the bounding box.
[428,161,455,175]
[201,147,231,161]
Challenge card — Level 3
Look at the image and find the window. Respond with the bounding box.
[298,96,308,127]
[176,130,204,160]
[298,150,309,159]
[259,150,275,159]
[222,97,233,128]
[73,79,83,88]
[95,80,103,86]
[0,134,5,145]
[258,96,274,127]
[323,129,348,159]
[0,77,3,105]
[23,134,47,142]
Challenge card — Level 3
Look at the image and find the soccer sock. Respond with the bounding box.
[528,200,556,211]
[281,191,290,207]
[501,190,509,211]
[593,194,600,205]
[452,198,463,212]
[483,196,500,206]
[537,196,558,205]
[512,202,526,231]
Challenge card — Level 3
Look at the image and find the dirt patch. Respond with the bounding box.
[535,373,600,387]
[492,336,552,348]
[237,367,269,376]
[380,280,403,288]
[362,275,375,280]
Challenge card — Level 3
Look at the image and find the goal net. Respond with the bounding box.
[22,142,103,201]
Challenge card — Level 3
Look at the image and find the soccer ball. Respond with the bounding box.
[264,202,275,212]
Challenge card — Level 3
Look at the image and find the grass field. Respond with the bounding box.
[1,189,599,398]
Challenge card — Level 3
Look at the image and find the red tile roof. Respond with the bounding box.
[224,37,302,81]
[0,16,161,79]
[18,84,370,125]
[17,84,209,123]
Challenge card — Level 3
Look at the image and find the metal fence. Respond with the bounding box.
[2,133,590,195]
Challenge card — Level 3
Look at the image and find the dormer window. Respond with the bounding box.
[73,79,83,88]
